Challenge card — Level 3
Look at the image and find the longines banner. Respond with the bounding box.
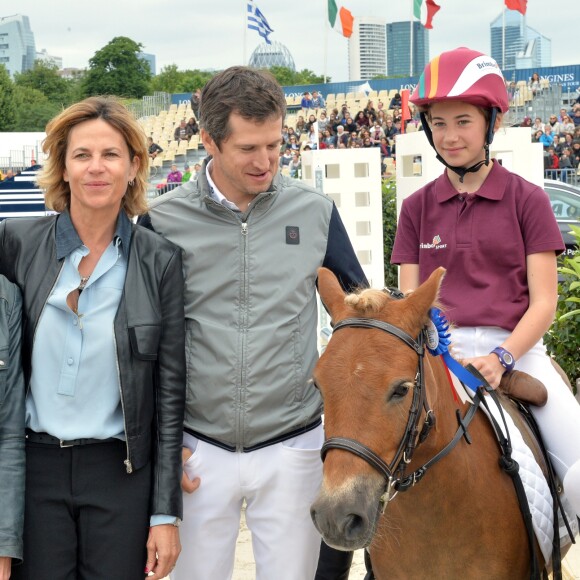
[172,64,580,105]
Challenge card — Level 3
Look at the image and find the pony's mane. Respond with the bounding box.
[344,288,392,315]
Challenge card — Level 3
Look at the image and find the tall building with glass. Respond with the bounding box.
[0,14,36,77]
[348,17,387,81]
[386,21,429,77]
[490,10,551,72]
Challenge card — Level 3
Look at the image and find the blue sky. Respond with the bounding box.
[13,0,574,81]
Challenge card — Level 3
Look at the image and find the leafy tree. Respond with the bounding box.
[151,65,215,94]
[382,177,398,288]
[0,64,16,131]
[83,37,151,98]
[14,60,72,105]
[268,66,327,86]
[12,85,61,131]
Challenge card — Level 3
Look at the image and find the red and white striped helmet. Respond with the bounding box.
[410,47,509,113]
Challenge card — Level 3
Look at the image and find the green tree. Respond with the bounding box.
[382,177,399,288]
[83,37,151,98]
[268,66,327,86]
[0,64,16,131]
[12,85,61,131]
[14,60,72,105]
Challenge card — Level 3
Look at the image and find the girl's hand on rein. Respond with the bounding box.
[463,354,505,390]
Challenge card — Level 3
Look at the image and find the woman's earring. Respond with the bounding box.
[128,179,134,186]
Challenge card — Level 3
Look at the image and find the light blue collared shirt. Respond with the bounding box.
[27,211,131,440]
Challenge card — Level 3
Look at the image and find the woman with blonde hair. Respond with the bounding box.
[1,96,186,580]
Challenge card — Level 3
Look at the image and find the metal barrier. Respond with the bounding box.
[126,92,172,119]
[544,169,580,186]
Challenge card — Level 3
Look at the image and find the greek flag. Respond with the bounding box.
[247,0,274,45]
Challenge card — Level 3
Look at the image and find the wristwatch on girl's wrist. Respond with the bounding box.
[490,347,515,372]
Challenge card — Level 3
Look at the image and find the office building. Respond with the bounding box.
[138,52,156,76]
[0,14,36,77]
[386,21,429,77]
[490,10,551,71]
[36,48,62,70]
[348,17,387,81]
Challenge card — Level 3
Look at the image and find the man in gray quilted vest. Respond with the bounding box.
[146,66,366,580]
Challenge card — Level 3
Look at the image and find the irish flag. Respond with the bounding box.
[328,0,354,38]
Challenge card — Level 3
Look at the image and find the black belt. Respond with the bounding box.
[26,430,118,448]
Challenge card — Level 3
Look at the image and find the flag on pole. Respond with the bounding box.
[400,89,412,133]
[413,0,423,20]
[328,0,354,38]
[424,0,440,29]
[247,0,274,45]
[504,0,527,14]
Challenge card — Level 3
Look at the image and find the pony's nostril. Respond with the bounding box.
[341,513,367,541]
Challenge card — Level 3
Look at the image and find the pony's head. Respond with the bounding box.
[311,266,445,550]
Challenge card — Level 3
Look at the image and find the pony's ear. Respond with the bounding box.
[317,267,347,320]
[405,267,446,320]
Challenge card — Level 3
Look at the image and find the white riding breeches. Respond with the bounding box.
[450,327,580,518]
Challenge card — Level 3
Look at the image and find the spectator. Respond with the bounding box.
[532,129,544,144]
[570,141,580,167]
[287,135,300,151]
[147,137,163,159]
[166,164,182,184]
[311,90,325,115]
[0,169,3,181]
[305,114,317,133]
[528,71,541,95]
[174,120,193,142]
[321,129,336,148]
[343,112,357,134]
[519,116,532,130]
[335,125,349,147]
[355,111,369,128]
[546,146,559,178]
[281,125,289,144]
[317,112,329,134]
[531,117,544,132]
[389,92,402,110]
[559,150,573,182]
[384,118,399,139]
[279,147,293,168]
[186,117,199,136]
[571,107,580,127]
[286,126,297,143]
[370,122,385,142]
[379,136,391,159]
[191,163,202,181]
[182,164,192,182]
[190,89,201,120]
[560,115,575,135]
[289,152,301,178]
[547,114,562,137]
[307,125,319,149]
[539,125,555,149]
[300,91,312,117]
[295,116,306,136]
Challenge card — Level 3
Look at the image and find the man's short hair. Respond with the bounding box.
[200,66,286,149]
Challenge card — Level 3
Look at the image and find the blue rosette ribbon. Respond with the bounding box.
[426,308,483,393]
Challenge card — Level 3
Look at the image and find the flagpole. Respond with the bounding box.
[410,1,414,77]
[502,7,505,70]
[324,1,328,83]
[243,0,248,65]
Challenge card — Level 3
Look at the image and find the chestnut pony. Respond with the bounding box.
[310,267,540,579]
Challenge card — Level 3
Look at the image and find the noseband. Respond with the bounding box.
[321,316,435,504]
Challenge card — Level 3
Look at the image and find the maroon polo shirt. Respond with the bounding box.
[391,161,564,331]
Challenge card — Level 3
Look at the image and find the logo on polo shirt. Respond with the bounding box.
[420,234,447,250]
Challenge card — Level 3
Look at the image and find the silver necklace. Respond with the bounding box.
[78,275,90,291]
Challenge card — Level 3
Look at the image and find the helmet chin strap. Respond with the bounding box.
[420,108,499,183]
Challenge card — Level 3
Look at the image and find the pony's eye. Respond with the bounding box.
[390,382,410,400]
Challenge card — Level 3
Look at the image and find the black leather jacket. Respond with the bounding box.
[0,215,186,519]
[0,276,25,563]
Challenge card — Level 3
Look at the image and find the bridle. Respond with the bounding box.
[320,315,484,508]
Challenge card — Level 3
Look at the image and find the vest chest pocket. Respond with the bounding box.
[0,346,9,405]
[129,325,161,361]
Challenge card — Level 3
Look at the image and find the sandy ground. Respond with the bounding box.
[229,510,579,579]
